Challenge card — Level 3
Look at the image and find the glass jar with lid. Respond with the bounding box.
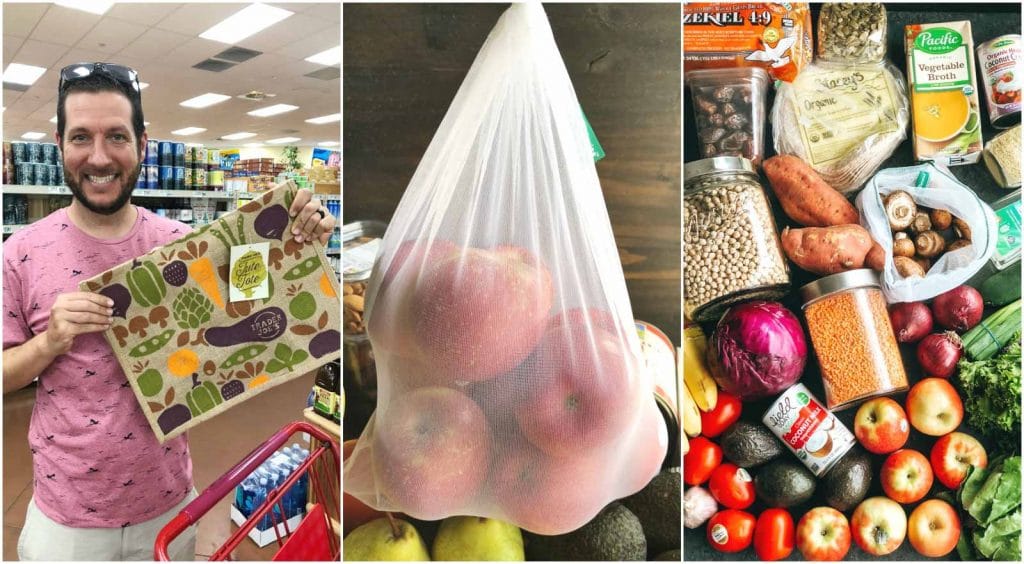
[684,156,790,322]
[343,220,387,401]
[800,269,908,411]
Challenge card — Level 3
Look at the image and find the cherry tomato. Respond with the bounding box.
[708,463,755,510]
[683,436,723,486]
[754,508,795,561]
[700,391,742,438]
[707,509,756,553]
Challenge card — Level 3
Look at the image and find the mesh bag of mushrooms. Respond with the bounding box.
[856,163,999,302]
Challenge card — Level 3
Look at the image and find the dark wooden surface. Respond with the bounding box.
[684,3,1022,562]
[343,2,682,345]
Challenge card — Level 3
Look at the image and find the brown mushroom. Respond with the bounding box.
[128,315,150,337]
[947,239,972,253]
[148,306,169,328]
[953,218,972,241]
[894,256,926,278]
[910,211,932,235]
[112,325,130,348]
[915,231,946,258]
[884,190,917,231]
[930,209,953,231]
[913,256,932,273]
[893,232,916,257]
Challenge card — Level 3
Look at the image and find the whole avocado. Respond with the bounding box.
[523,502,646,561]
[621,468,681,555]
[720,420,785,467]
[821,446,873,512]
[755,458,816,508]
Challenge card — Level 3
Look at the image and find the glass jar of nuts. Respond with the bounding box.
[684,157,790,322]
[343,220,387,401]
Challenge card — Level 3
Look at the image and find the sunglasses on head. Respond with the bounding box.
[59,63,141,96]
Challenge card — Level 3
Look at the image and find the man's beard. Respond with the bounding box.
[65,163,141,215]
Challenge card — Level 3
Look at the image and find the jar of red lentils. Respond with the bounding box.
[799,269,908,411]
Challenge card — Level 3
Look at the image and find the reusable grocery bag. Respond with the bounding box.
[856,163,998,302]
[81,180,341,442]
[343,3,668,535]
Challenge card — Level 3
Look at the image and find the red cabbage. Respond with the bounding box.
[706,301,808,400]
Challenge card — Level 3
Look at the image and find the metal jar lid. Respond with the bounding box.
[799,269,880,306]
[683,156,757,185]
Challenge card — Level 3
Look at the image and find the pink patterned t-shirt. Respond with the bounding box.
[3,206,194,528]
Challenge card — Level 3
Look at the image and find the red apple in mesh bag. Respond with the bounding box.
[619,397,670,494]
[372,386,491,520]
[411,245,553,382]
[514,314,639,457]
[490,440,610,535]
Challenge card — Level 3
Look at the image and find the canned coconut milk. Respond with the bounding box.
[762,383,855,477]
[978,34,1023,128]
[636,320,679,467]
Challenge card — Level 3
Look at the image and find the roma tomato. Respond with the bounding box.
[754,508,795,561]
[700,391,742,437]
[707,509,756,553]
[708,463,755,510]
[683,436,722,486]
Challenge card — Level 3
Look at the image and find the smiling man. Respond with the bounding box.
[2,63,336,561]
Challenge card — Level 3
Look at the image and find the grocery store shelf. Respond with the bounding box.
[2,185,234,199]
[303,407,340,439]
[234,192,340,202]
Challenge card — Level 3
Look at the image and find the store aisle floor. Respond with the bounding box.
[3,371,320,561]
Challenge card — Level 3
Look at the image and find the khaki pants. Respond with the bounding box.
[17,490,198,561]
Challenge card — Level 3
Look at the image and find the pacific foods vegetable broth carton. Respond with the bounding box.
[905,21,984,166]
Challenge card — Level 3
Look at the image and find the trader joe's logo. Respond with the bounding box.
[915,28,963,54]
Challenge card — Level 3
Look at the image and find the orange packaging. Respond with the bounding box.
[683,3,813,82]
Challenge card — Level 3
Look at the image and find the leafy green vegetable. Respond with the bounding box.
[961,463,993,514]
[975,509,1021,560]
[957,456,1022,561]
[957,332,1022,454]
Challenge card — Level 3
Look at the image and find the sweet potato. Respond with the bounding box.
[764,155,860,227]
[865,241,886,271]
[781,224,874,275]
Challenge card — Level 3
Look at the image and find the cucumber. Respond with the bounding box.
[980,261,1022,306]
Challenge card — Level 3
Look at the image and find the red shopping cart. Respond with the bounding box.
[155,421,340,561]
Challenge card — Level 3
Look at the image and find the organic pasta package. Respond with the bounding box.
[772,60,910,193]
[683,2,813,83]
[343,4,667,535]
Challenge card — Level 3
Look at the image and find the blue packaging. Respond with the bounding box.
[159,166,174,190]
[33,163,47,185]
[146,165,158,189]
[173,143,186,167]
[40,143,56,165]
[158,141,173,167]
[11,142,26,164]
[146,140,158,165]
[173,166,185,190]
[16,163,32,185]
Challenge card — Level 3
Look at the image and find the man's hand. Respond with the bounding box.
[43,292,114,356]
[289,188,337,245]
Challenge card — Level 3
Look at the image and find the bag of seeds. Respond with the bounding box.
[343,4,667,535]
[856,163,999,302]
[817,3,887,64]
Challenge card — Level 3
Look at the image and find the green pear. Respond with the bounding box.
[432,516,524,561]
[344,516,430,561]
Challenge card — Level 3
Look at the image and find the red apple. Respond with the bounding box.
[906,377,963,436]
[490,440,608,535]
[618,398,670,494]
[411,245,553,382]
[372,387,491,520]
[854,397,910,454]
[908,499,961,557]
[881,449,933,504]
[514,318,638,457]
[930,431,988,489]
[850,497,907,556]
[796,507,851,561]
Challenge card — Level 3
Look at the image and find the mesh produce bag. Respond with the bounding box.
[343,3,667,535]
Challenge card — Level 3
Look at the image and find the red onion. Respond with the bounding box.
[889,302,934,343]
[931,285,984,333]
[917,331,963,378]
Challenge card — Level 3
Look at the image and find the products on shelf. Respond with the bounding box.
[232,443,312,547]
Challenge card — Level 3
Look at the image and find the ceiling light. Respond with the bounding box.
[21,132,46,140]
[180,93,231,108]
[221,132,257,140]
[3,63,47,86]
[305,46,341,66]
[171,127,207,136]
[49,115,58,124]
[200,3,294,45]
[185,142,204,147]
[144,121,151,126]
[247,104,298,117]
[266,137,300,144]
[54,1,113,15]
[305,113,340,125]
[139,82,150,90]
[244,142,264,148]
[317,142,339,147]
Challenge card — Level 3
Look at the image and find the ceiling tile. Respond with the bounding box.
[237,14,330,54]
[275,28,339,61]
[11,38,70,69]
[30,4,101,47]
[290,3,341,24]
[118,27,193,60]
[154,3,252,37]
[3,3,48,39]
[3,36,26,67]
[105,3,179,27]
[76,17,149,55]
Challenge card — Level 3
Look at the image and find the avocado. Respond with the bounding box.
[754,458,816,508]
[720,421,785,467]
[524,502,645,561]
[821,446,872,512]
[621,468,681,556]
[653,549,681,561]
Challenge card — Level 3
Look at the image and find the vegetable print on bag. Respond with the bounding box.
[80,180,342,442]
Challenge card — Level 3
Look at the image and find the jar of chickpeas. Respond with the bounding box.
[684,157,790,322]
[800,269,908,411]
[343,221,387,401]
